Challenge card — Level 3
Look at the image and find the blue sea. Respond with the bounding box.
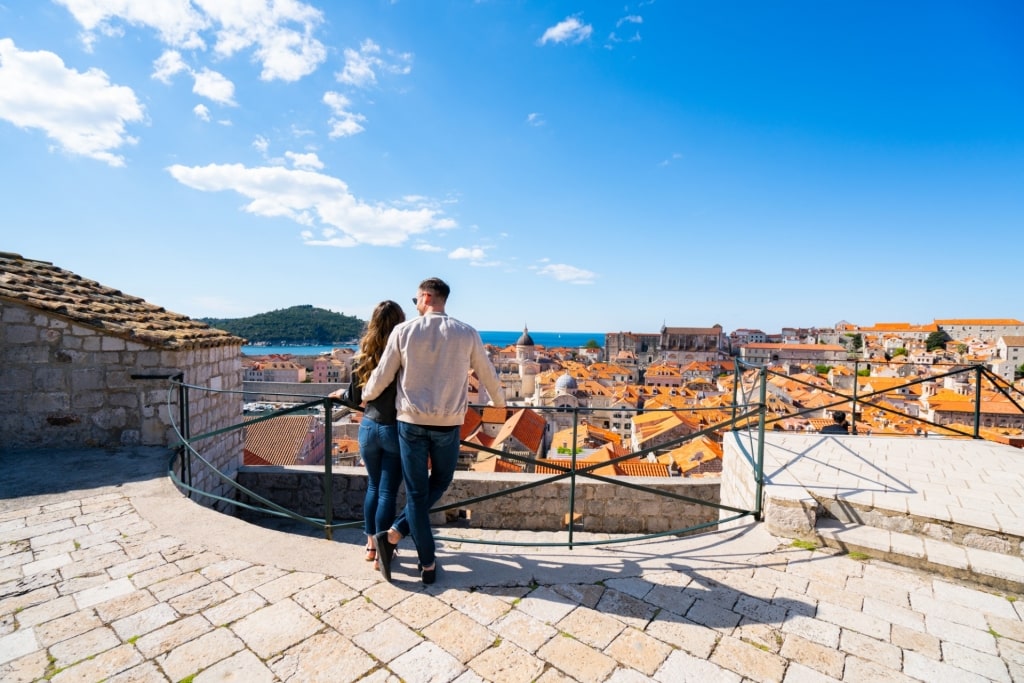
[242,330,603,356]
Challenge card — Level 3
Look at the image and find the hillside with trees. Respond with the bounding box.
[199,305,365,344]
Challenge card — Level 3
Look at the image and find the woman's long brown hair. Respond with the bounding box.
[353,300,405,386]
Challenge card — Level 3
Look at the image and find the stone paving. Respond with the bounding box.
[3,448,1024,682]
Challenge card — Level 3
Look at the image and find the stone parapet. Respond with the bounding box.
[236,466,721,535]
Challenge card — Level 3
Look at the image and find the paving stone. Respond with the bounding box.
[490,610,557,654]
[34,609,103,648]
[230,598,321,659]
[910,588,990,629]
[107,553,167,580]
[684,597,741,633]
[13,594,77,628]
[173,550,225,574]
[388,592,452,631]
[815,600,890,640]
[148,572,208,602]
[388,640,466,683]
[515,586,576,624]
[902,649,991,683]
[0,649,49,683]
[49,625,120,668]
[710,634,787,683]
[733,619,784,654]
[422,609,496,663]
[643,583,695,616]
[843,654,919,683]
[104,660,170,683]
[733,594,788,625]
[779,633,844,679]
[890,623,941,659]
[932,580,1020,620]
[168,580,234,615]
[550,582,605,609]
[363,581,411,610]
[780,612,841,648]
[538,632,617,682]
[157,626,244,682]
[781,661,841,683]
[202,590,267,627]
[51,643,142,683]
[942,641,1013,682]
[111,603,179,640]
[644,609,719,659]
[597,588,658,630]
[254,570,323,603]
[134,614,213,658]
[435,587,512,625]
[925,614,999,655]
[0,627,38,666]
[468,640,545,683]
[603,577,653,600]
[604,626,673,676]
[839,629,902,670]
[198,558,251,582]
[94,589,157,622]
[193,649,276,683]
[653,648,742,683]
[220,564,287,593]
[352,616,423,663]
[556,606,625,649]
[322,596,389,638]
[128,563,181,590]
[269,629,375,683]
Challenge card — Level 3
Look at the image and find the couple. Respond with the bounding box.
[347,277,505,585]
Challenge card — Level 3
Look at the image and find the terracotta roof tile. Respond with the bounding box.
[0,252,243,349]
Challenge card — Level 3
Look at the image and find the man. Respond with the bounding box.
[820,410,850,435]
[362,277,506,584]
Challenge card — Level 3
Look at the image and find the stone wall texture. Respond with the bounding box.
[0,300,243,508]
[236,466,721,535]
[718,430,761,529]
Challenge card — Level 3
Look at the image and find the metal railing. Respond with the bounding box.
[161,380,768,548]
[157,359,1024,548]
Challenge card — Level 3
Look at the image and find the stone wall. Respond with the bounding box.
[236,466,721,535]
[718,430,761,529]
[0,300,242,509]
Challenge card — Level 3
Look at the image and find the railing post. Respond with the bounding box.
[323,397,334,540]
[567,407,579,550]
[731,361,740,428]
[179,376,192,497]
[754,366,768,520]
[851,360,859,435]
[973,364,983,439]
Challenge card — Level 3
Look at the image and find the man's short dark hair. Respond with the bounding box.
[419,277,450,302]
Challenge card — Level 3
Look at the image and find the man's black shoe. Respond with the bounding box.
[375,531,396,582]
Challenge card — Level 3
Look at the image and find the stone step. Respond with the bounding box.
[813,518,1024,594]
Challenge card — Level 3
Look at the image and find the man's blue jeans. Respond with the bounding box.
[358,417,401,537]
[392,422,460,569]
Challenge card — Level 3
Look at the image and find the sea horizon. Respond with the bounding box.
[242,330,604,356]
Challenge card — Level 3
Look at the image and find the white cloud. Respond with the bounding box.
[337,39,413,88]
[0,39,144,167]
[449,247,487,261]
[192,67,236,105]
[536,263,597,285]
[252,135,269,154]
[323,91,367,138]
[59,0,326,82]
[414,242,444,252]
[538,16,593,45]
[659,152,682,167]
[166,162,455,247]
[285,150,323,170]
[56,0,209,50]
[152,49,188,83]
[526,112,545,127]
[193,103,210,121]
[617,15,643,27]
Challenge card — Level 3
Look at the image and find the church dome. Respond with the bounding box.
[516,326,535,347]
[555,371,578,392]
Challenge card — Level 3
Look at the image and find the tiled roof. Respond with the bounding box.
[244,415,320,466]
[0,252,242,349]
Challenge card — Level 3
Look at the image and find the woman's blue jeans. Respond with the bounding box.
[358,417,401,538]
[391,422,460,568]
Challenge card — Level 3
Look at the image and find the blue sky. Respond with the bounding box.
[2,1,1022,334]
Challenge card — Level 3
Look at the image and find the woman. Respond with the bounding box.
[346,300,405,567]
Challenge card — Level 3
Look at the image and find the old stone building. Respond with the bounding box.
[0,252,244,506]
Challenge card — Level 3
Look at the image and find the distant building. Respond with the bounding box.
[605,324,726,367]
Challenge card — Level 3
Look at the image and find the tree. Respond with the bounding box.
[1016,364,1024,379]
[925,330,951,351]
[892,347,907,357]
[815,365,831,375]
[585,339,600,349]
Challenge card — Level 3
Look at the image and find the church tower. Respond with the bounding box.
[516,325,539,399]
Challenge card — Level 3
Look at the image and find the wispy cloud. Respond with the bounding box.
[193,103,210,121]
[59,0,327,81]
[0,38,144,167]
[659,152,683,167]
[323,91,367,138]
[538,16,593,46]
[337,39,413,88]
[526,112,545,127]
[166,162,455,248]
[535,262,597,285]
[285,151,324,170]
